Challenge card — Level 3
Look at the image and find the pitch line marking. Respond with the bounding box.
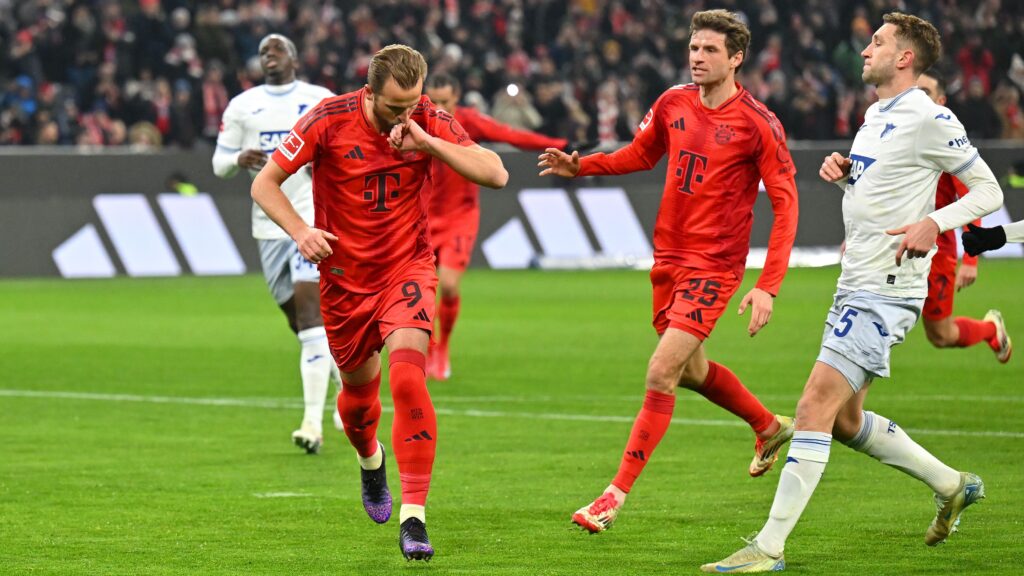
[1,389,1021,439]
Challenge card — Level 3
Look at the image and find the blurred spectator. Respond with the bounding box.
[954,77,1003,139]
[1,0,1022,148]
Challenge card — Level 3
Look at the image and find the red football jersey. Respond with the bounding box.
[934,173,978,265]
[577,83,798,294]
[428,106,567,232]
[271,88,475,293]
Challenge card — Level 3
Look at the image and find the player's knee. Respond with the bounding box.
[924,325,955,348]
[677,361,706,390]
[645,360,680,394]
[440,280,460,298]
[832,409,862,443]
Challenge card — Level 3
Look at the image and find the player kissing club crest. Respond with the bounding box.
[714,124,735,144]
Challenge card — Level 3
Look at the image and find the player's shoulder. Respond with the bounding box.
[735,89,787,139]
[295,80,335,99]
[412,94,440,118]
[296,89,362,133]
[658,83,699,104]
[453,105,480,122]
[226,85,265,108]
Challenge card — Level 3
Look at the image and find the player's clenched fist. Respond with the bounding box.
[819,152,852,182]
[294,227,338,263]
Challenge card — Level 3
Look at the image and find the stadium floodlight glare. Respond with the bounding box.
[506,83,519,97]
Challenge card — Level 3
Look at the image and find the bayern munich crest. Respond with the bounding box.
[714,125,735,144]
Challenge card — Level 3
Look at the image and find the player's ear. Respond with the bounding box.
[364,84,374,99]
[732,50,744,70]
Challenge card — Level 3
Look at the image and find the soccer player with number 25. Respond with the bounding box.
[540,9,799,535]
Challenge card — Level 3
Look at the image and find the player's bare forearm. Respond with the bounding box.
[251,159,308,239]
[428,139,509,188]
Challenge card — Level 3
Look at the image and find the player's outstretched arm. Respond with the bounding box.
[251,158,337,262]
[390,118,508,188]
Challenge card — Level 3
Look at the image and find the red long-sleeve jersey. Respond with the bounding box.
[427,106,567,234]
[577,83,798,295]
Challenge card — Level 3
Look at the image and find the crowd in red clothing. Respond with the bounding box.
[1,0,1022,148]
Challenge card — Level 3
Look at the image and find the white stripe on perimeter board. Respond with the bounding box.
[1,389,1020,439]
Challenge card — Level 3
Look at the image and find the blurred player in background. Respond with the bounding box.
[212,34,338,454]
[423,72,569,381]
[916,70,1012,362]
[251,44,508,560]
[704,14,1003,572]
[540,9,799,534]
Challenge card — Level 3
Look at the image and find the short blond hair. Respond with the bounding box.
[690,9,751,70]
[367,44,428,93]
[882,12,942,74]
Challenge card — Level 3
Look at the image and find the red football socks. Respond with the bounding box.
[337,371,382,458]
[954,317,998,349]
[611,390,675,493]
[696,361,776,434]
[438,295,460,346]
[389,349,435,506]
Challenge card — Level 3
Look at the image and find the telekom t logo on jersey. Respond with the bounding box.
[675,149,708,195]
[363,173,401,212]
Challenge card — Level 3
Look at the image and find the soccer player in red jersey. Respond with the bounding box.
[539,9,799,533]
[423,72,569,381]
[250,45,508,561]
[917,71,1012,362]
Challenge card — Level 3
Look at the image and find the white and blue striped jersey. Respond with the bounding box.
[214,81,333,239]
[838,87,982,298]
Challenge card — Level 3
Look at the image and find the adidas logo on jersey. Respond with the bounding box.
[685,309,704,324]
[670,117,685,131]
[413,308,430,322]
[344,146,365,160]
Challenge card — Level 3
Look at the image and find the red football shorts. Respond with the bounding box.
[430,209,479,272]
[923,253,956,321]
[650,262,741,340]
[320,260,437,372]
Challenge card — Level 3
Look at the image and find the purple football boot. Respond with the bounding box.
[399,517,434,561]
[360,442,392,523]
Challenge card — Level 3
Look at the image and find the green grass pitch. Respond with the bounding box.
[1,263,1022,574]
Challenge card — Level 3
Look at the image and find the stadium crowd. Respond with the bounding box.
[1,0,1022,148]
